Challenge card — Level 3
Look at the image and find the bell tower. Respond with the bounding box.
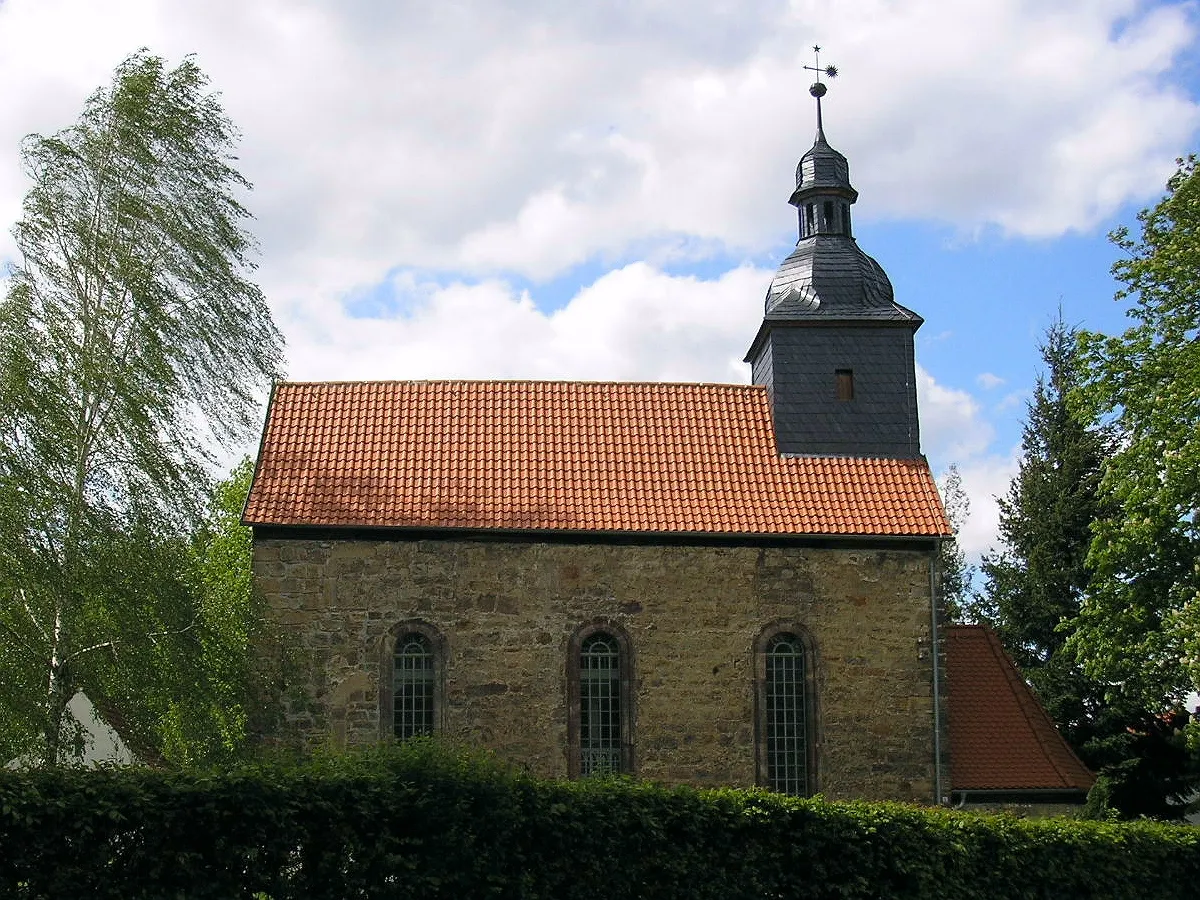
[745,50,923,458]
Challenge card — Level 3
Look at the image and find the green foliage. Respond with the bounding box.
[1071,155,1200,729]
[936,464,974,620]
[133,457,276,766]
[1082,709,1200,820]
[976,315,1197,819]
[0,743,1197,899]
[0,51,283,765]
[975,319,1112,733]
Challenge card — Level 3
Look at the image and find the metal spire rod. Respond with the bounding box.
[803,45,839,136]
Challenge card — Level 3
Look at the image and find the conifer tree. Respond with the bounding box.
[979,316,1111,747]
[982,313,1198,819]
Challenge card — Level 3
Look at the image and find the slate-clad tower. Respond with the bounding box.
[745,76,923,458]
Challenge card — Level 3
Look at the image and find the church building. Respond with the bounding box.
[244,73,1093,808]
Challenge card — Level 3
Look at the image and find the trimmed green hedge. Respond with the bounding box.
[1,742,1197,899]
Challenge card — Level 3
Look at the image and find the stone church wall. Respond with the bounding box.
[255,536,938,803]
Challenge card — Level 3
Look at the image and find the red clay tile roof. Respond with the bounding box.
[945,625,1094,793]
[244,380,951,536]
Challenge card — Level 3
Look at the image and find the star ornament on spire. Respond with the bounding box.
[803,44,839,98]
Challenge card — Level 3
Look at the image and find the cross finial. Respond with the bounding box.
[803,45,839,95]
[802,45,839,137]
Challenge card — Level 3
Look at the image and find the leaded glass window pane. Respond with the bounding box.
[394,633,434,739]
[580,633,621,775]
[765,634,807,795]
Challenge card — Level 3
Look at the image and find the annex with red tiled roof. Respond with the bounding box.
[244,380,951,538]
[945,625,1094,799]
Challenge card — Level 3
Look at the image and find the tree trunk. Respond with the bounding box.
[43,601,68,766]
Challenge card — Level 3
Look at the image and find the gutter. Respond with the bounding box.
[950,789,1089,806]
[930,542,944,805]
[248,523,942,551]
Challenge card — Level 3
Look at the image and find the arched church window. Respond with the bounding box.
[567,623,635,777]
[381,622,445,740]
[580,634,620,774]
[755,625,816,795]
[394,633,434,738]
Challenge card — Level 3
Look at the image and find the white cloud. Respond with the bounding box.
[996,389,1028,412]
[280,262,770,386]
[918,366,1021,558]
[1,0,1197,291]
[1,0,1194,558]
[917,366,995,462]
[976,372,1005,389]
[946,450,1021,559]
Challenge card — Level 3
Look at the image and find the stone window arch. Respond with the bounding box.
[754,623,818,795]
[567,621,635,777]
[380,621,446,740]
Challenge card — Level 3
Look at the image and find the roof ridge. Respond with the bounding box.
[275,378,763,389]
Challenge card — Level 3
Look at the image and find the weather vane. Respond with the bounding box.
[803,45,839,99]
[803,45,838,134]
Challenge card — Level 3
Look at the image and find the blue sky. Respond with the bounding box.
[1,0,1198,559]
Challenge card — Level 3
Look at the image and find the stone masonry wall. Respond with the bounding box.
[255,536,938,802]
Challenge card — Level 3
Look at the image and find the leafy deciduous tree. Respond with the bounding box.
[978,313,1198,818]
[936,464,975,621]
[1071,156,1200,722]
[0,52,283,765]
[170,457,275,763]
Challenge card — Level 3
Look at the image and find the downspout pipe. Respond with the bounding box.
[930,540,944,805]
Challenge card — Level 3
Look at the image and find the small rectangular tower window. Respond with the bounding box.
[823,201,835,232]
[836,369,855,401]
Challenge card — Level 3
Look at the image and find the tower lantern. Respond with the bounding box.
[745,51,924,459]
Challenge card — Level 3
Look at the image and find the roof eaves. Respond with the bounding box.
[949,788,1089,806]
[248,522,945,548]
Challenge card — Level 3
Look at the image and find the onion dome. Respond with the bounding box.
[791,118,857,205]
[764,80,920,325]
[745,52,924,460]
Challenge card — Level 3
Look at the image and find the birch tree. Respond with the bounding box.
[0,52,283,765]
[936,464,974,620]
